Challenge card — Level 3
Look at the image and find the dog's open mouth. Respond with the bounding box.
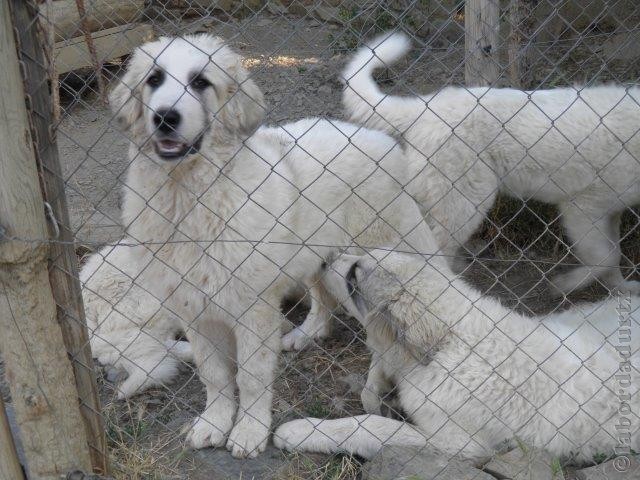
[154,139,190,159]
[153,134,204,160]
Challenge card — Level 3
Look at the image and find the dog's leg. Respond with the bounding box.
[226,299,282,458]
[282,281,336,351]
[361,350,394,415]
[553,205,640,294]
[427,168,498,257]
[185,321,237,449]
[274,415,428,459]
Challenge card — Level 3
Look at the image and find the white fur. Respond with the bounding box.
[342,31,640,295]
[86,34,440,458]
[81,242,193,399]
[274,248,640,462]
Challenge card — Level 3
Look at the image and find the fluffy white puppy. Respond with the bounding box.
[342,31,640,296]
[81,241,193,398]
[93,33,438,458]
[275,248,640,462]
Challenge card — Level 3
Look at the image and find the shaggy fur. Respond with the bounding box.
[342,31,640,295]
[274,248,640,462]
[84,34,439,458]
[81,242,193,398]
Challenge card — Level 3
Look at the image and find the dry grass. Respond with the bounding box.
[276,452,361,480]
[104,402,195,480]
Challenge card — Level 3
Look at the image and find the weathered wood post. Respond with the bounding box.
[0,397,24,480]
[508,0,537,88]
[7,0,109,475]
[465,0,500,86]
[0,0,97,477]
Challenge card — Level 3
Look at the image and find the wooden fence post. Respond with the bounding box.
[0,397,24,480]
[465,0,500,86]
[0,0,94,477]
[8,0,109,475]
[508,0,537,88]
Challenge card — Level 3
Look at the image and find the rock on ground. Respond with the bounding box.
[482,447,564,480]
[361,445,495,480]
[574,455,640,480]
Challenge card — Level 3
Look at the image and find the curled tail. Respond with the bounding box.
[342,31,421,134]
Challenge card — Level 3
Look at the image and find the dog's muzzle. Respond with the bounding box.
[153,133,204,160]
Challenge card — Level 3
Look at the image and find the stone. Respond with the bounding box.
[361,445,495,480]
[483,447,564,480]
[104,365,128,383]
[317,84,332,96]
[338,372,366,395]
[186,444,294,480]
[314,5,342,24]
[574,455,640,480]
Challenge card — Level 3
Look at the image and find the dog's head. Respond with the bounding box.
[320,252,398,322]
[109,34,265,161]
[322,250,448,353]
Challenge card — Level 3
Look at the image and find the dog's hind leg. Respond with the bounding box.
[274,415,428,459]
[281,280,337,351]
[553,205,640,294]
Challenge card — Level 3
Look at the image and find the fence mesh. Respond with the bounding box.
[1,0,640,479]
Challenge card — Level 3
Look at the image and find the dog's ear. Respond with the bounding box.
[109,49,149,130]
[220,61,266,136]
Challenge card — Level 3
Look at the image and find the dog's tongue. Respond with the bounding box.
[158,139,184,152]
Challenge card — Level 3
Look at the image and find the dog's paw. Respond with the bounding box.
[550,268,592,296]
[281,323,330,351]
[116,372,151,399]
[226,416,269,458]
[360,389,383,415]
[186,413,233,449]
[273,418,323,452]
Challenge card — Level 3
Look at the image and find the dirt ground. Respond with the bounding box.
[4,8,640,480]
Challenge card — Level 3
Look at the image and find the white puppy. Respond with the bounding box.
[275,248,640,462]
[342,31,640,296]
[95,34,438,458]
[81,241,193,398]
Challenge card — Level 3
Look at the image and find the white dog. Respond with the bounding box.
[91,33,439,458]
[275,248,640,462]
[81,241,193,398]
[341,32,640,296]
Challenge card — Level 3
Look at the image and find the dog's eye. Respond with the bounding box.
[190,75,211,91]
[147,71,164,88]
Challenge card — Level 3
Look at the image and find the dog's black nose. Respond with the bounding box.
[153,108,181,133]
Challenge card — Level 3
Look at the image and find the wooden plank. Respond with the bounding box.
[0,397,24,480]
[10,0,109,475]
[465,0,500,86]
[55,23,153,74]
[0,1,94,478]
[40,0,144,42]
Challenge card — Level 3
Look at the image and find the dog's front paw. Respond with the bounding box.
[273,418,323,452]
[360,389,383,415]
[281,322,330,351]
[186,412,233,449]
[226,416,269,458]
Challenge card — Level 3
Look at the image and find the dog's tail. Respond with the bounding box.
[342,31,422,134]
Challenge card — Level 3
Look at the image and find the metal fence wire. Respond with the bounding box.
[1,0,640,479]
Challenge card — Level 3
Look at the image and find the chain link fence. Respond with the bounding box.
[1,0,640,479]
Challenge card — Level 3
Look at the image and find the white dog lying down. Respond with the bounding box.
[342,31,640,296]
[275,249,639,462]
[81,242,193,398]
[88,33,440,457]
